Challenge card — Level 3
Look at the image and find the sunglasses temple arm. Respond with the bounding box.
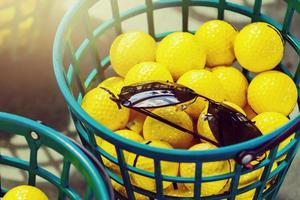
[132,107,220,146]
[237,119,300,166]
[99,87,122,108]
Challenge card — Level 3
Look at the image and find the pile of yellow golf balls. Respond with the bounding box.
[80,19,297,199]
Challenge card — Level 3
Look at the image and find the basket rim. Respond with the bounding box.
[53,0,300,159]
[0,112,113,200]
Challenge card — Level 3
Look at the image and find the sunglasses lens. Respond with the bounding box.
[129,91,181,108]
[207,102,262,146]
[119,82,198,109]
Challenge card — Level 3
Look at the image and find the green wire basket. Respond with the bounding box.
[53,0,300,199]
[0,112,114,200]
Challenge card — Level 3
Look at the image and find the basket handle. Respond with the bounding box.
[236,119,300,168]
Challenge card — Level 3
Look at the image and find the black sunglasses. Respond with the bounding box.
[99,81,293,168]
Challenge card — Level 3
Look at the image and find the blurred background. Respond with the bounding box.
[0,0,299,199]
[0,0,74,131]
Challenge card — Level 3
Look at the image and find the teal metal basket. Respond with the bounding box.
[53,0,300,199]
[0,112,114,200]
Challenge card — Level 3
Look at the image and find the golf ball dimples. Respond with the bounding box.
[234,22,284,72]
[195,20,238,67]
[81,88,130,130]
[247,70,297,116]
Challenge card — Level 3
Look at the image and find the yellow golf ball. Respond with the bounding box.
[81,88,130,130]
[222,162,278,199]
[177,69,227,119]
[234,163,278,200]
[3,185,48,200]
[212,66,248,107]
[247,70,297,116]
[97,76,124,94]
[234,22,284,72]
[126,110,146,135]
[252,112,294,161]
[180,143,231,197]
[143,106,194,149]
[96,129,144,172]
[127,140,179,192]
[124,61,173,85]
[110,31,156,77]
[156,32,206,80]
[195,20,238,67]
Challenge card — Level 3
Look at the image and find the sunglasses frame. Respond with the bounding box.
[99,81,294,168]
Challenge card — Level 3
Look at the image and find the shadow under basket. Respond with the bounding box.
[53,0,300,199]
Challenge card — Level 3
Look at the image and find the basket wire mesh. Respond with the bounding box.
[0,112,114,200]
[53,0,300,199]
